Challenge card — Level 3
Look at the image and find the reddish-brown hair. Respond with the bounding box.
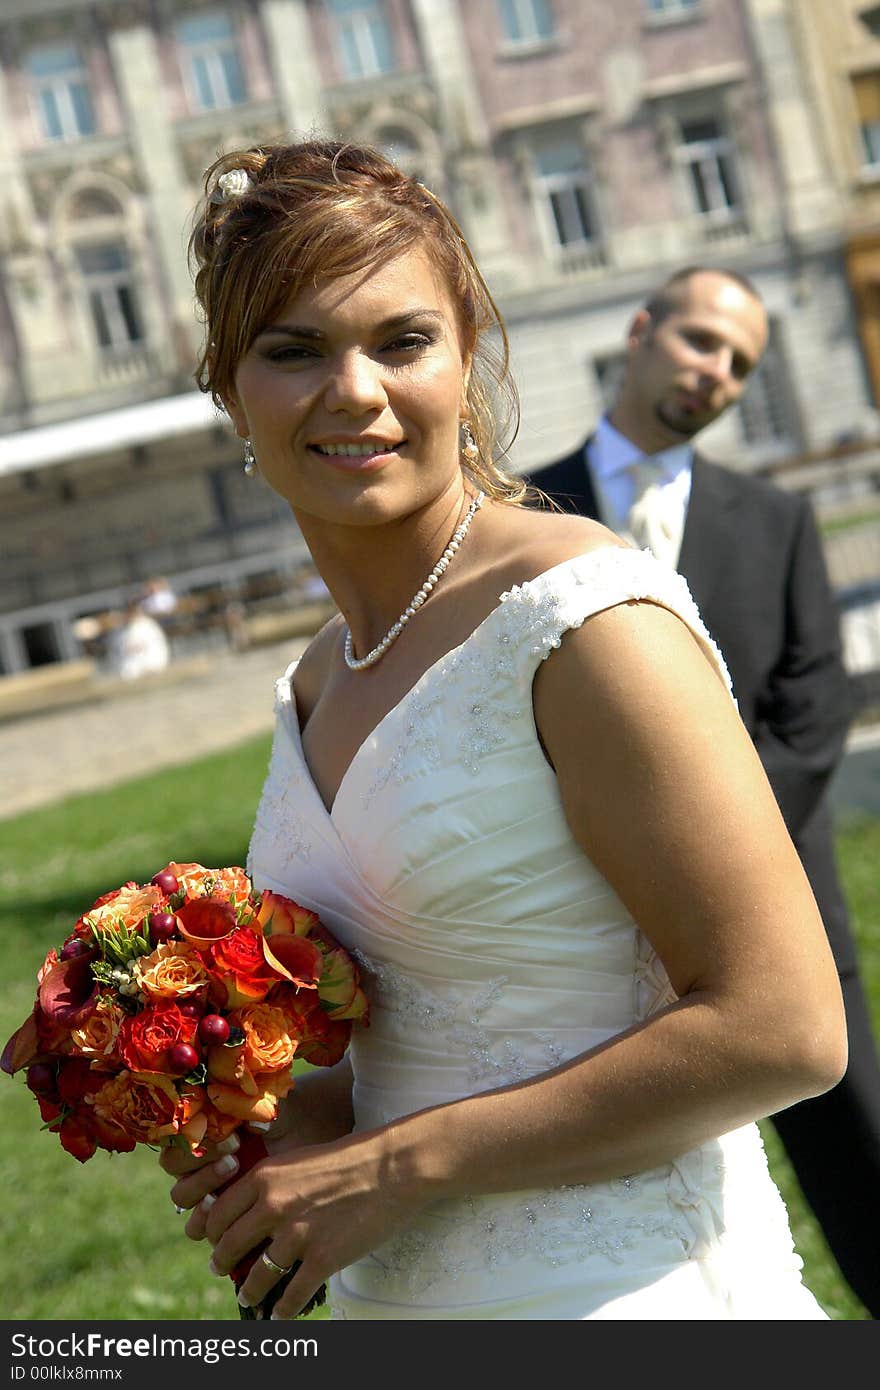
[190,140,524,502]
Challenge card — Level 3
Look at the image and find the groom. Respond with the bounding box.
[528,265,880,1318]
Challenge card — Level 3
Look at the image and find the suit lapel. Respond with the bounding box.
[678,456,744,612]
[535,440,601,518]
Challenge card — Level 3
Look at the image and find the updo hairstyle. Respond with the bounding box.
[190,140,525,503]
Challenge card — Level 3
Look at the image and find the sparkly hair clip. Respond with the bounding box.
[211,167,252,204]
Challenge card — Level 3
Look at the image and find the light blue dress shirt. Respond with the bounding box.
[587,415,694,538]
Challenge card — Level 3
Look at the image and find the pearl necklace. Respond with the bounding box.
[344,491,485,671]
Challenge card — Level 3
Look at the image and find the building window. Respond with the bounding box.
[645,0,700,16]
[176,11,246,112]
[75,244,143,352]
[327,0,396,80]
[534,137,599,249]
[676,116,741,221]
[497,0,555,44]
[26,42,95,142]
[852,73,880,169]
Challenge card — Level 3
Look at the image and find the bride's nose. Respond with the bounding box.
[324,350,388,414]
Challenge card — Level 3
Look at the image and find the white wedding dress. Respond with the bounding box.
[247,547,827,1320]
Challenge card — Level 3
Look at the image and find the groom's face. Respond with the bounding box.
[626,272,768,444]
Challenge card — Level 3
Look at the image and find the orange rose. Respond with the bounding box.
[136,940,209,1001]
[232,1002,297,1073]
[71,995,125,1058]
[165,863,252,902]
[277,991,354,1069]
[82,884,163,933]
[207,1068,293,1124]
[91,1069,183,1143]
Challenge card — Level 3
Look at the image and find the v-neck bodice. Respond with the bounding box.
[244,546,823,1321]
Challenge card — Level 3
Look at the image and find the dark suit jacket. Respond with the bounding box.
[529,441,856,970]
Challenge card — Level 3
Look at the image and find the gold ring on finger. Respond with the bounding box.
[260,1250,292,1278]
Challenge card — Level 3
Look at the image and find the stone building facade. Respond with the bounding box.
[0,0,874,672]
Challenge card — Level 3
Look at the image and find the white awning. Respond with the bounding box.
[0,391,225,477]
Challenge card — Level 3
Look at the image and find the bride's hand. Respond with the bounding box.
[176,1127,427,1319]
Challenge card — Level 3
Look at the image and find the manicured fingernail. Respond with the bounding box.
[214,1154,238,1178]
[199,1193,216,1212]
[237,1290,252,1308]
[209,1258,223,1276]
[217,1134,240,1155]
[249,1122,271,1132]
[173,1203,186,1215]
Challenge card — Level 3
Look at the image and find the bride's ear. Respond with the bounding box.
[221,392,248,440]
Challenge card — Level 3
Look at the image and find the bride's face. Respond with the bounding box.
[224,246,471,527]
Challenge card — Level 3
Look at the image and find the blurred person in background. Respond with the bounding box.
[529,265,880,1318]
[105,597,170,681]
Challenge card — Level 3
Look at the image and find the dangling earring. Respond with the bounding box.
[459,420,479,464]
[243,439,257,477]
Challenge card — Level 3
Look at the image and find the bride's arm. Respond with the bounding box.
[169,600,847,1315]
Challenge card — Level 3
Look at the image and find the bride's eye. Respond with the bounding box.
[382,333,434,355]
[265,344,320,363]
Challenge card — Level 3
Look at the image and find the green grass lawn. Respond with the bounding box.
[1,736,876,1320]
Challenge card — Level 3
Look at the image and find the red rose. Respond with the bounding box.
[208,926,283,1007]
[117,1002,197,1074]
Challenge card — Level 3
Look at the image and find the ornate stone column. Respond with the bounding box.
[742,0,841,238]
[106,8,199,363]
[408,0,513,278]
[260,0,327,138]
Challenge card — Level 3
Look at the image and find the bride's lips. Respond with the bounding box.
[307,442,403,473]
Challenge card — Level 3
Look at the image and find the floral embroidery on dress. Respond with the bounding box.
[351,949,564,1086]
[247,691,313,877]
[361,690,443,811]
[362,1180,691,1294]
[501,547,733,694]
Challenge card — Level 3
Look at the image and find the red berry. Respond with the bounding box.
[60,938,89,960]
[151,870,179,895]
[26,1063,56,1095]
[168,1043,200,1074]
[199,1014,231,1046]
[178,1002,203,1019]
[148,911,177,946]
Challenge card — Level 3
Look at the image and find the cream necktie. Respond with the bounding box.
[624,460,684,568]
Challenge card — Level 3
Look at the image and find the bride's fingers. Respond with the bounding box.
[160,1131,240,1179]
[234,1237,304,1311]
[265,1256,326,1320]
[169,1147,240,1215]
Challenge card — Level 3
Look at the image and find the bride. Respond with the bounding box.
[162,140,846,1320]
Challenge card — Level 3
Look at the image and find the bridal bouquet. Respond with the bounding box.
[2,861,368,1318]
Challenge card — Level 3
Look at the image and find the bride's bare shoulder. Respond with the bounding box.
[490,503,627,584]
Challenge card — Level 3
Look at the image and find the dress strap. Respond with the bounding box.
[497,545,733,698]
